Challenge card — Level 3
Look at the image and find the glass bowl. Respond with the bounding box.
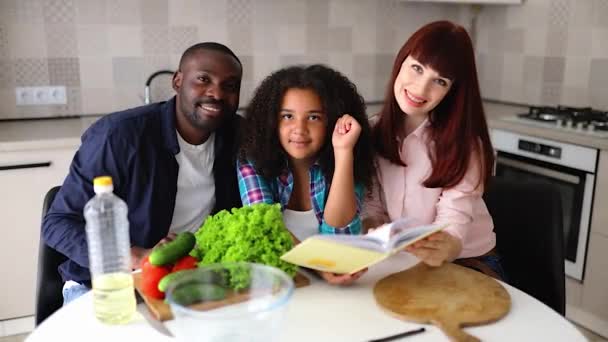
[165,262,294,342]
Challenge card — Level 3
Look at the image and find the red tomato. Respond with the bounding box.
[141,276,166,299]
[141,256,170,299]
[172,255,198,272]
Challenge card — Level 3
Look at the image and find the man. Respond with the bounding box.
[42,42,243,303]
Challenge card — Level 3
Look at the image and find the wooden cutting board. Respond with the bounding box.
[373,263,511,342]
[133,271,310,321]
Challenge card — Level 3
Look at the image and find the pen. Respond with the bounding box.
[368,327,426,342]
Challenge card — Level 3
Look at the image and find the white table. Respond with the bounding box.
[27,254,586,342]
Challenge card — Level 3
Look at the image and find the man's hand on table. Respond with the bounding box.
[130,233,177,270]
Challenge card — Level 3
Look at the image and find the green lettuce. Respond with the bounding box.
[192,203,297,289]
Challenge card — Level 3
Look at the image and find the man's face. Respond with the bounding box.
[173,49,241,132]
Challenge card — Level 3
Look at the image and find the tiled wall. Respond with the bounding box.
[476,0,608,109]
[4,0,605,119]
[0,0,466,119]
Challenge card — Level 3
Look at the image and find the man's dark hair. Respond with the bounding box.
[238,64,375,188]
[178,42,242,70]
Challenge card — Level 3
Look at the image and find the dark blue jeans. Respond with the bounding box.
[454,250,508,281]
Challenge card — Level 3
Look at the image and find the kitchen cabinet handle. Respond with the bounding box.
[0,161,52,171]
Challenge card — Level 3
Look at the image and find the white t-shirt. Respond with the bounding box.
[282,209,318,241]
[169,131,216,234]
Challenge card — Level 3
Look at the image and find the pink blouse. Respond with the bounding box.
[364,119,495,258]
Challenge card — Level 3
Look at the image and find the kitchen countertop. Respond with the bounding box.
[484,101,608,150]
[0,116,101,152]
[370,101,608,150]
[2,101,608,152]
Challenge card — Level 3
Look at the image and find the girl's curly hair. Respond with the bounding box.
[238,64,375,187]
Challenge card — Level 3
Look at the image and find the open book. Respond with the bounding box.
[280,218,448,274]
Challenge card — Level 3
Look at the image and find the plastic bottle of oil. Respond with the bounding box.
[84,176,136,324]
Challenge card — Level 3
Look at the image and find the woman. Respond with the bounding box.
[364,21,504,279]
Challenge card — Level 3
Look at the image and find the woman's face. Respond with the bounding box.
[393,55,453,119]
[277,88,327,165]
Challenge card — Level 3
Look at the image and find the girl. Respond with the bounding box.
[237,64,375,285]
[364,21,505,279]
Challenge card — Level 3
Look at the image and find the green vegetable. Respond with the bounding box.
[158,269,196,293]
[149,232,196,266]
[192,203,297,290]
[170,283,226,306]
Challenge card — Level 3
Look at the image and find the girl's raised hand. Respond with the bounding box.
[332,114,361,152]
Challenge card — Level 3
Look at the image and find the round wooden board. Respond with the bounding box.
[374,263,511,342]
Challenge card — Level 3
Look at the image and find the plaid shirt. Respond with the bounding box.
[237,159,363,235]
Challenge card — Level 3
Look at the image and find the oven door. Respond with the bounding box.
[495,151,595,281]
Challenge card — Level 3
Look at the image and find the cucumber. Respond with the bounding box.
[158,269,197,293]
[149,232,196,266]
[170,283,226,306]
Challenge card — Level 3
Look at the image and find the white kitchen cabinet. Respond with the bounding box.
[579,232,608,336]
[565,149,608,337]
[0,146,77,320]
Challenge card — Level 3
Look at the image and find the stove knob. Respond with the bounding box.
[566,120,574,128]
[577,122,585,130]
[556,119,563,127]
[587,124,595,132]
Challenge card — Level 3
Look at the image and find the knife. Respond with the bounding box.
[135,289,174,337]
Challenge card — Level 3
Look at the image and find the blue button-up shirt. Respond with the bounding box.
[42,97,242,284]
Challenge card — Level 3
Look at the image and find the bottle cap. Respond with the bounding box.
[93,176,113,194]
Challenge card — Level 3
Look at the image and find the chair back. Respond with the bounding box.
[483,177,565,315]
[35,186,67,325]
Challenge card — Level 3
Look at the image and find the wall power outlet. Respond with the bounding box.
[15,86,67,106]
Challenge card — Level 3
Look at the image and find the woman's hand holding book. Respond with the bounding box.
[405,231,462,267]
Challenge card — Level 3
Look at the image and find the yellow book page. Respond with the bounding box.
[280,238,388,274]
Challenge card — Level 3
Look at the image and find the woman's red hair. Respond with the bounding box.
[372,20,494,189]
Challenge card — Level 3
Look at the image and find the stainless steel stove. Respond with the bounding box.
[501,105,608,138]
[491,104,604,281]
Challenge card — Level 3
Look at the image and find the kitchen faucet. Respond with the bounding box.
[144,70,174,104]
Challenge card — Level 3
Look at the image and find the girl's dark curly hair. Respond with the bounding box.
[238,64,375,188]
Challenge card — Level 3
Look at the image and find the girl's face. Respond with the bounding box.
[277,88,327,165]
[393,55,453,120]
